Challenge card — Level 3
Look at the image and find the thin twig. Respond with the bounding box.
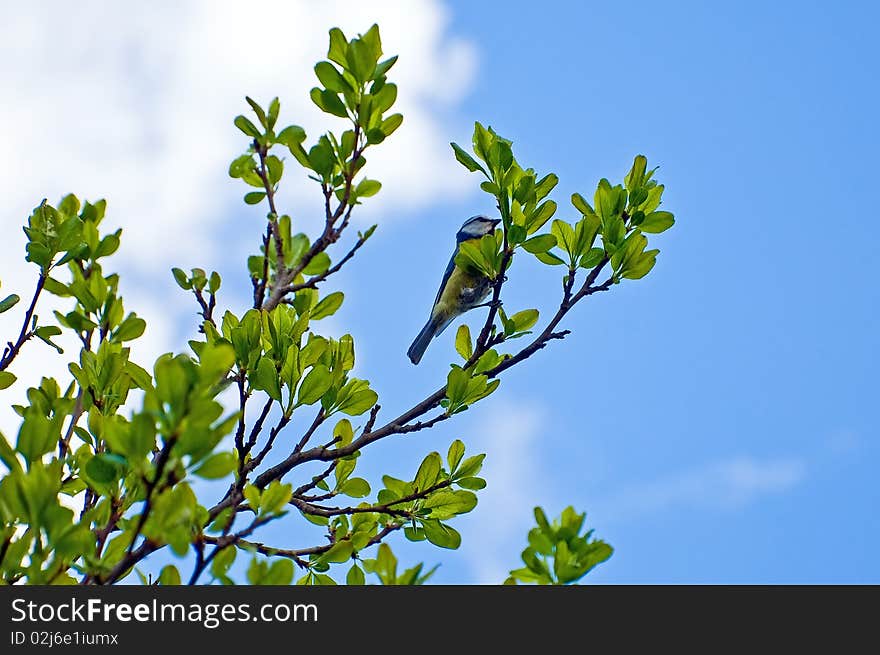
[203,523,400,571]
[124,436,177,559]
[277,229,371,294]
[261,125,362,311]
[292,461,338,498]
[290,479,452,518]
[0,271,46,371]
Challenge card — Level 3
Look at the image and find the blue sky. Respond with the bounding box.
[1,0,877,583]
[254,0,880,583]
[425,0,879,582]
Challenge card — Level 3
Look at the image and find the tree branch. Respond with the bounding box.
[261,125,362,312]
[193,288,217,330]
[203,522,401,571]
[472,248,513,357]
[0,271,46,371]
[290,479,452,518]
[123,436,177,560]
[247,412,291,472]
[292,461,338,498]
[252,258,615,483]
[187,512,281,585]
[278,228,371,295]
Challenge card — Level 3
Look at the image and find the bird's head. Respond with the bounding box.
[456,215,501,242]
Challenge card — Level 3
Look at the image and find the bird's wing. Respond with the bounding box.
[433,247,459,307]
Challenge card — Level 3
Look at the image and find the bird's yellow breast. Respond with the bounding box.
[433,262,490,322]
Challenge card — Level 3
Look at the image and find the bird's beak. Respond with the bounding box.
[491,218,502,227]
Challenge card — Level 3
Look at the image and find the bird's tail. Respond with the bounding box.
[407,314,452,365]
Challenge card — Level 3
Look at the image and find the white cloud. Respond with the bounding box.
[598,455,807,522]
[456,399,554,584]
[0,1,476,270]
[0,0,477,432]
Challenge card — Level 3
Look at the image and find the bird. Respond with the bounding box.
[407,215,501,364]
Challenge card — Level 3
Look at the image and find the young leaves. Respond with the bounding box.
[443,365,500,414]
[506,506,613,585]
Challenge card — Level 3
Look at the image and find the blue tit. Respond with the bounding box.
[407,215,502,364]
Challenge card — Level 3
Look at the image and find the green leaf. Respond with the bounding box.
[373,82,397,112]
[297,365,332,406]
[340,477,370,498]
[445,366,470,410]
[85,453,122,484]
[508,224,527,245]
[264,559,294,585]
[244,191,266,205]
[551,219,576,259]
[335,385,377,416]
[0,371,16,390]
[423,490,478,519]
[535,251,566,266]
[639,211,675,233]
[355,179,381,198]
[456,476,486,490]
[311,292,344,320]
[229,154,255,178]
[521,234,556,254]
[43,278,70,297]
[451,142,486,174]
[315,61,350,93]
[421,520,461,549]
[375,55,398,78]
[247,558,266,584]
[455,240,492,277]
[622,249,658,280]
[34,326,63,353]
[480,181,499,195]
[323,540,354,564]
[533,173,558,201]
[303,252,331,276]
[210,546,236,581]
[346,564,365,585]
[473,348,504,375]
[510,309,539,332]
[447,439,466,473]
[327,28,349,67]
[365,128,385,145]
[361,24,383,66]
[456,454,485,479]
[579,247,605,269]
[455,325,472,360]
[234,115,261,138]
[267,97,280,130]
[277,125,307,149]
[381,113,403,137]
[193,452,236,479]
[158,565,181,586]
[245,96,267,128]
[414,452,442,491]
[346,38,376,83]
[171,268,191,290]
[310,88,348,118]
[260,482,292,515]
[640,184,665,213]
[114,315,146,342]
[0,294,20,313]
[252,357,282,402]
[96,232,121,258]
[625,154,648,190]
[526,200,557,233]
